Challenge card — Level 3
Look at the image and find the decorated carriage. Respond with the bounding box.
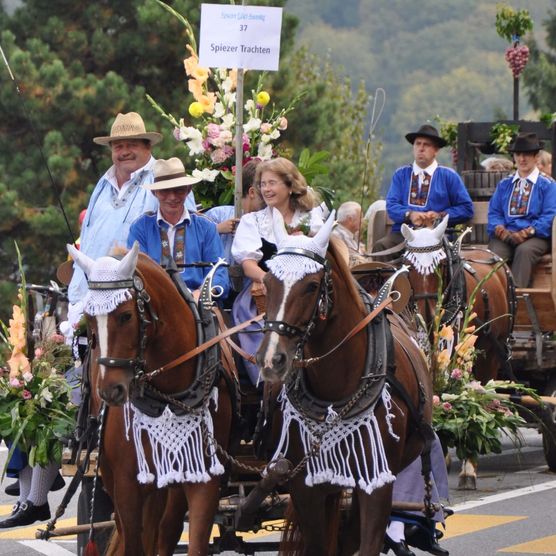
[365,120,556,475]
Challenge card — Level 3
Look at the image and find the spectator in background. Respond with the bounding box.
[537,149,553,180]
[331,201,365,266]
[481,157,514,173]
[205,160,264,264]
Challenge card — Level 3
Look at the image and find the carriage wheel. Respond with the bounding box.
[541,376,556,471]
[77,477,114,555]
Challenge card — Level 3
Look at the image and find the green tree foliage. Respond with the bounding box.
[0,0,375,318]
[289,0,551,181]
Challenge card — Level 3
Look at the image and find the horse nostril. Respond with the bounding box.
[272,352,286,368]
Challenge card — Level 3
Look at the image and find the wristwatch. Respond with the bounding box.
[528,226,536,237]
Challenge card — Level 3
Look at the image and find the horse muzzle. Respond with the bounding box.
[98,382,129,406]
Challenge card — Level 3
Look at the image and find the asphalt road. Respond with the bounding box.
[0,427,554,555]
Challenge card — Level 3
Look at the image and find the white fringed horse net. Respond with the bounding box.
[124,387,224,487]
[271,385,400,494]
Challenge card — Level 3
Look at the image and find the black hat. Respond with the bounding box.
[405,124,447,148]
[508,132,544,153]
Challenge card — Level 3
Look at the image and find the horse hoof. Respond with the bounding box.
[457,475,477,490]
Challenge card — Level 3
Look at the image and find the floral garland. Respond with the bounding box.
[0,254,76,471]
[148,1,299,206]
[430,267,539,461]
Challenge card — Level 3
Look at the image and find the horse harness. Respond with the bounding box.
[262,247,432,442]
[88,262,226,417]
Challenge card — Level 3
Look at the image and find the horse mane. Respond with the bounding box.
[327,237,364,313]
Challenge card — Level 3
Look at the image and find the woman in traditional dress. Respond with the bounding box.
[231,157,323,385]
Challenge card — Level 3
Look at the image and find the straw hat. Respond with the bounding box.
[143,158,201,190]
[93,112,163,146]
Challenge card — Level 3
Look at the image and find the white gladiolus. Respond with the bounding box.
[257,142,273,160]
[221,113,235,129]
[213,102,225,119]
[223,92,236,107]
[244,117,262,133]
[192,168,220,182]
[180,127,204,155]
[244,99,255,114]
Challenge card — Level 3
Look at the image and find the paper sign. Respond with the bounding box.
[199,4,282,71]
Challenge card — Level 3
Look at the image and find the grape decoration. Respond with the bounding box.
[505,44,530,78]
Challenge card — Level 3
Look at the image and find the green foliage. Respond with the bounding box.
[490,122,520,153]
[434,116,458,149]
[495,3,534,42]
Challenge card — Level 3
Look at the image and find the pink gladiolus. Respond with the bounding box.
[450,368,463,380]
[22,390,32,400]
[442,401,452,411]
[433,395,440,406]
[9,378,21,388]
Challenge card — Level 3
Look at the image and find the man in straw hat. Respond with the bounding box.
[488,132,556,287]
[372,124,473,259]
[127,157,230,300]
[67,112,197,309]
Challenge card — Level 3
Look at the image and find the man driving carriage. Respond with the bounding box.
[372,124,474,259]
[127,157,230,300]
[488,132,556,287]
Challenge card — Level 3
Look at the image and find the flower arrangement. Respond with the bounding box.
[430,266,538,461]
[0,253,76,471]
[148,1,299,206]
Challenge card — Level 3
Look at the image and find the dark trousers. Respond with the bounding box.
[372,232,405,262]
[488,236,550,287]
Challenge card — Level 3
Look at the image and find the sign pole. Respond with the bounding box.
[234,67,244,219]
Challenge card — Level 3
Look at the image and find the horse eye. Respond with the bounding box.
[118,312,132,325]
[305,282,319,294]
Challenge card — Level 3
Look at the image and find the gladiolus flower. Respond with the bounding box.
[450,368,463,380]
[260,122,273,134]
[22,390,32,400]
[244,118,262,133]
[197,93,216,115]
[184,55,199,77]
[278,117,288,130]
[433,395,440,406]
[256,91,270,106]
[191,66,209,83]
[188,79,204,102]
[436,348,451,370]
[188,102,205,118]
[22,371,33,383]
[9,377,21,388]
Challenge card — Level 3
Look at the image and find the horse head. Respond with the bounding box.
[255,209,336,383]
[68,242,146,405]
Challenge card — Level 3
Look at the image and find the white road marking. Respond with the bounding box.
[453,478,556,512]
[96,314,108,379]
[19,540,76,555]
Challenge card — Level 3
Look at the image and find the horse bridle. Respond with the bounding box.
[88,274,157,378]
[263,248,333,359]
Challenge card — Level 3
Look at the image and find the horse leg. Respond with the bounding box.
[141,489,168,556]
[458,458,477,490]
[183,479,221,556]
[158,488,188,556]
[111,480,147,556]
[285,479,337,556]
[357,484,393,556]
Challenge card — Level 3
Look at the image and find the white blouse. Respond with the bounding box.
[231,206,324,264]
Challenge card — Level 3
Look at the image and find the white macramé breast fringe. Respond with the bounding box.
[271,385,399,494]
[404,248,446,276]
[124,387,224,487]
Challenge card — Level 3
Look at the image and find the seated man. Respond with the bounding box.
[373,124,473,259]
[127,157,229,300]
[488,132,556,288]
[331,201,365,266]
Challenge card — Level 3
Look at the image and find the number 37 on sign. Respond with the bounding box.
[199,3,283,71]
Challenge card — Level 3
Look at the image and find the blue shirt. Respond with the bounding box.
[68,158,197,303]
[205,205,234,264]
[488,170,556,238]
[127,211,230,298]
[386,165,474,232]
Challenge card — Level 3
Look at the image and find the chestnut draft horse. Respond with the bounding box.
[68,243,233,556]
[401,215,514,487]
[255,212,433,556]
